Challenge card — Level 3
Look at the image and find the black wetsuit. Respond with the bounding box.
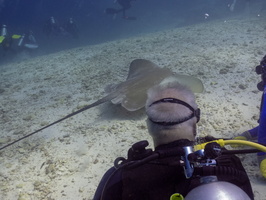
[93,139,254,200]
[1,36,14,56]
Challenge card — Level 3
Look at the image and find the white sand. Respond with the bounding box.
[0,16,266,199]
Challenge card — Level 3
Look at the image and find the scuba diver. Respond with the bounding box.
[43,16,62,37]
[0,24,20,56]
[64,18,79,39]
[0,24,12,55]
[43,16,79,38]
[105,0,137,20]
[0,24,7,37]
[17,30,39,50]
[0,24,38,57]
[234,55,266,178]
[1,35,13,55]
[93,80,254,200]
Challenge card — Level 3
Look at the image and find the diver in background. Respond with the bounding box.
[229,0,251,13]
[0,25,38,57]
[64,18,79,39]
[0,24,7,37]
[1,35,13,55]
[17,30,39,51]
[43,16,61,37]
[229,0,237,11]
[234,54,266,178]
[105,0,137,20]
[0,24,15,56]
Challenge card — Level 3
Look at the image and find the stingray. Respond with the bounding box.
[105,59,203,111]
[0,59,203,150]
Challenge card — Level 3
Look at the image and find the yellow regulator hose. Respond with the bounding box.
[194,139,266,153]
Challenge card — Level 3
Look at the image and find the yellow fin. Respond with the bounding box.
[0,36,4,43]
[260,159,266,178]
[12,34,21,39]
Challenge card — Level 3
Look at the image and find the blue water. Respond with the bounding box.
[0,0,265,64]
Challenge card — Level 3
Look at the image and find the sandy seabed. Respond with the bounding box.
[0,16,266,199]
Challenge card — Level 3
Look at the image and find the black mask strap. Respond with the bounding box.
[148,98,200,126]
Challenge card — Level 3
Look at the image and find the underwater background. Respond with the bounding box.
[0,0,265,64]
[1,0,266,199]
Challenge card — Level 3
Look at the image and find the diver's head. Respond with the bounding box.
[145,80,199,147]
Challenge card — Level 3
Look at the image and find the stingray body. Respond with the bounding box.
[105,59,203,111]
[0,59,204,150]
[106,59,173,111]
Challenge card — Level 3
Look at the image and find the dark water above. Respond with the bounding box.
[0,0,265,65]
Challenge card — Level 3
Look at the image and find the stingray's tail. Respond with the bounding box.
[0,96,112,151]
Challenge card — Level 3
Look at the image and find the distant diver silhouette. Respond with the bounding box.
[105,0,137,20]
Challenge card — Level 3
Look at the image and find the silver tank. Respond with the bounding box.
[1,24,7,36]
[185,181,251,200]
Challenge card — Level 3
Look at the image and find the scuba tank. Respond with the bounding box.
[1,24,7,36]
[17,34,25,47]
[185,176,250,200]
[50,16,56,25]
